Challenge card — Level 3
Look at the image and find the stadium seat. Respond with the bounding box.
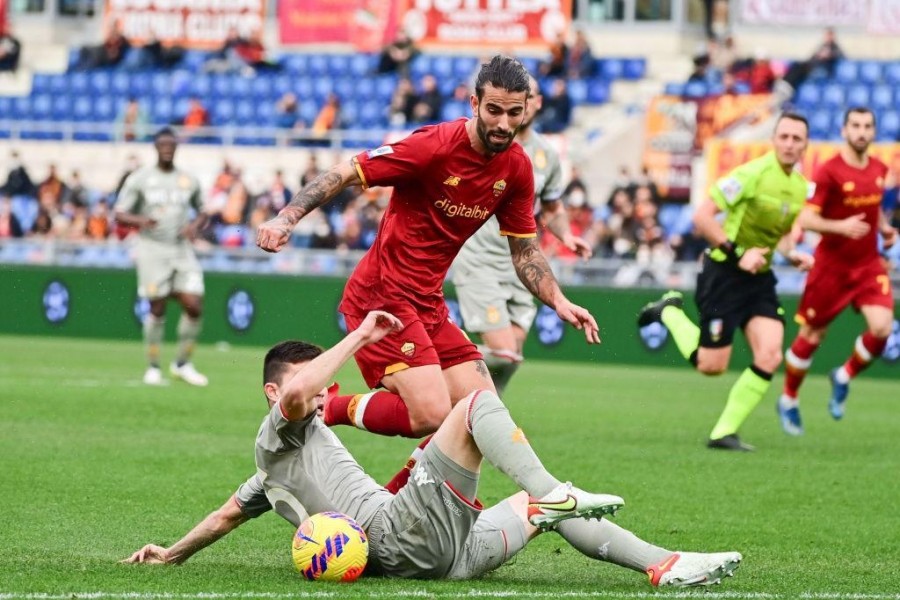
[663,82,685,96]
[31,74,51,94]
[30,94,52,120]
[884,61,900,85]
[333,78,355,102]
[821,83,845,108]
[308,54,329,77]
[846,84,870,108]
[624,58,647,80]
[683,81,707,98]
[294,75,315,99]
[657,203,682,236]
[212,99,235,124]
[833,61,858,83]
[150,72,171,97]
[212,74,233,98]
[89,71,110,94]
[871,84,893,110]
[440,100,468,121]
[877,110,900,140]
[859,61,882,84]
[0,96,11,118]
[232,76,252,99]
[431,55,453,79]
[312,77,334,101]
[273,74,292,97]
[180,49,210,72]
[69,72,89,94]
[152,97,174,124]
[567,79,587,104]
[374,75,398,101]
[519,57,539,75]
[358,100,383,127]
[51,96,70,121]
[409,55,432,79]
[49,75,67,95]
[93,96,115,121]
[189,74,212,98]
[586,79,610,104]
[299,102,318,123]
[128,73,151,97]
[453,56,477,80]
[282,54,309,75]
[599,58,624,80]
[255,101,274,125]
[809,109,833,139]
[349,53,375,77]
[234,100,255,125]
[111,71,130,96]
[72,96,92,121]
[251,75,273,100]
[340,100,359,125]
[794,82,820,108]
[12,96,30,119]
[327,54,351,78]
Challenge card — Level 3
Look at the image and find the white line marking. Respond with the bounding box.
[1,592,899,600]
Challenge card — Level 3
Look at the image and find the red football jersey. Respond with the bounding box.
[341,119,536,323]
[808,153,888,265]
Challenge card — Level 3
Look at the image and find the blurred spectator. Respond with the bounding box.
[235,29,278,74]
[781,27,845,93]
[539,32,568,77]
[76,19,130,70]
[606,188,638,258]
[411,75,443,124]
[451,82,470,102]
[0,196,24,238]
[721,72,741,95]
[1,151,36,197]
[274,92,303,130]
[687,52,710,83]
[710,35,737,73]
[86,199,111,240]
[269,169,293,212]
[182,97,210,131]
[567,30,595,79]
[31,206,53,237]
[388,78,419,126]
[377,31,418,76]
[300,154,322,187]
[0,24,21,73]
[125,36,185,70]
[116,98,150,142]
[64,201,90,241]
[204,27,245,74]
[746,49,776,94]
[63,170,89,208]
[248,194,274,232]
[564,166,590,205]
[537,79,571,133]
[38,165,67,208]
[312,94,341,139]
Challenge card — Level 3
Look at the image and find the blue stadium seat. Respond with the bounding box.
[663,82,684,96]
[623,58,646,80]
[255,101,274,125]
[49,75,68,95]
[453,56,477,80]
[358,100,383,127]
[169,70,193,99]
[151,72,171,97]
[93,96,115,121]
[340,100,359,124]
[567,79,587,104]
[30,94,52,120]
[327,55,351,78]
[11,196,38,232]
[878,110,900,140]
[273,74,292,97]
[846,84,870,107]
[859,61,882,84]
[519,57,539,75]
[0,96,11,117]
[871,84,893,110]
[129,73,151,97]
[333,78,355,101]
[409,54,432,79]
[821,83,845,108]
[212,99,235,124]
[438,78,456,96]
[67,48,80,71]
[834,61,858,83]
[794,82,820,108]
[12,96,30,119]
[72,96,92,121]
[884,61,900,85]
[282,54,309,75]
[683,81,708,98]
[349,53,375,77]
[152,97,174,124]
[232,76,252,99]
[234,100,255,125]
[51,96,70,121]
[308,54,329,77]
[809,108,832,139]
[180,50,210,72]
[189,74,212,97]
[657,203,682,236]
[599,58,624,80]
[294,75,315,99]
[374,75,397,101]
[31,74,51,94]
[173,97,190,120]
[431,56,453,79]
[440,100,468,121]
[212,74,233,98]
[299,102,318,123]
[69,72,89,94]
[313,77,334,101]
[586,79,609,104]
[251,75,273,100]
[111,71,130,96]
[89,71,110,94]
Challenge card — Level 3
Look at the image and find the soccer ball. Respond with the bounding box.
[291,511,368,582]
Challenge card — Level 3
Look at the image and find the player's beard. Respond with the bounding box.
[476,112,516,154]
[848,137,871,156]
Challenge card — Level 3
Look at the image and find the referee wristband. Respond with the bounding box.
[717,240,743,263]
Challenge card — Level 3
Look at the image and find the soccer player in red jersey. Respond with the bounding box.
[257,56,599,482]
[778,107,898,434]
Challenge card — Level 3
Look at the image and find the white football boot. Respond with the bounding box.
[526,481,624,531]
[170,362,209,387]
[646,551,743,587]
[143,366,164,386]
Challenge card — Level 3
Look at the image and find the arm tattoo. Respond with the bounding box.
[281,165,349,225]
[475,360,490,379]
[508,236,562,307]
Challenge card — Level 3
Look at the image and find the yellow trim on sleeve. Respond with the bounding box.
[805,204,821,213]
[499,231,538,238]
[794,314,807,325]
[352,157,369,190]
[384,362,410,376]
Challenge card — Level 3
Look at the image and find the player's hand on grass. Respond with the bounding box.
[256,214,295,253]
[836,213,870,239]
[737,247,769,274]
[555,299,601,344]
[562,233,593,260]
[121,544,172,564]
[356,311,404,345]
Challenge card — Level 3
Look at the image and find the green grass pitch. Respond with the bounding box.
[1,335,898,599]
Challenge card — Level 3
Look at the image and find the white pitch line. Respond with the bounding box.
[1,592,899,600]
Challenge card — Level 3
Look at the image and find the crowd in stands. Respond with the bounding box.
[0,23,21,73]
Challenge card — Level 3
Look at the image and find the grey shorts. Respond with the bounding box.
[456,278,537,334]
[366,443,482,579]
[135,239,204,300]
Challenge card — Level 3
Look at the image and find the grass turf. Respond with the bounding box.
[1,335,897,598]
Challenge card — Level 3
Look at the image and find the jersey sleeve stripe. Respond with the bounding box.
[805,204,822,212]
[352,157,369,190]
[384,361,410,376]
[499,230,537,238]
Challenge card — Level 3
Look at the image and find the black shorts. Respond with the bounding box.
[695,254,784,348]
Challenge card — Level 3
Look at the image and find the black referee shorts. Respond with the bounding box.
[694,254,784,348]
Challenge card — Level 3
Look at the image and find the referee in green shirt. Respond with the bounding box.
[639,112,816,451]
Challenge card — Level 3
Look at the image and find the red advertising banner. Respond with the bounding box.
[398,0,571,47]
[105,0,266,49]
[0,0,6,34]
[279,0,399,50]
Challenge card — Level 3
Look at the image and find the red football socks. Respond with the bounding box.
[843,332,887,378]
[783,336,820,399]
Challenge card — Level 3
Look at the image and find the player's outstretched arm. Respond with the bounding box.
[796,206,870,239]
[692,199,729,248]
[279,311,403,420]
[508,237,600,343]
[776,233,814,272]
[541,200,592,259]
[256,160,361,253]
[122,496,250,565]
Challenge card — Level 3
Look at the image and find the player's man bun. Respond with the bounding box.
[474,55,530,100]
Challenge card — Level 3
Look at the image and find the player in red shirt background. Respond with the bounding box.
[257,56,600,491]
[778,107,898,435]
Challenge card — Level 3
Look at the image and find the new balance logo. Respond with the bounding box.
[443,176,461,186]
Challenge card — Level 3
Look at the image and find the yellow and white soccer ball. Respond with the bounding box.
[291,511,368,582]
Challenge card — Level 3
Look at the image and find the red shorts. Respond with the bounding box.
[343,306,481,389]
[797,259,894,329]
